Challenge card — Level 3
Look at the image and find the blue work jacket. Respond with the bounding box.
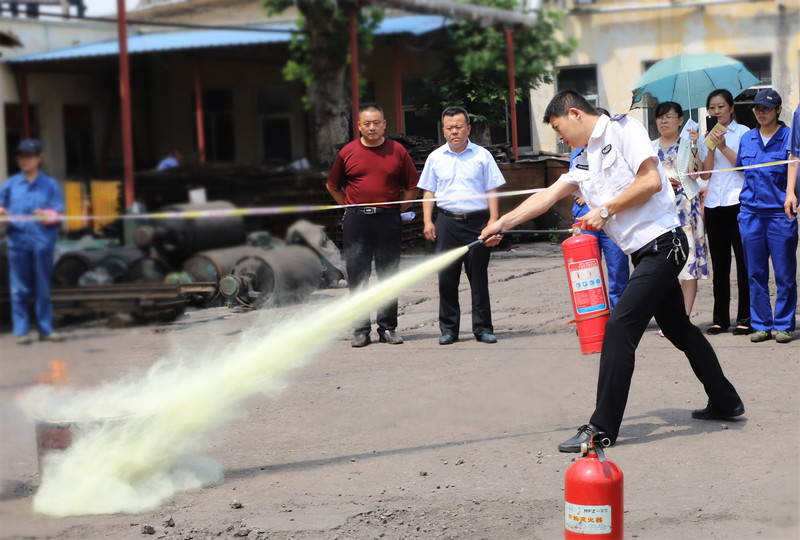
[736,123,790,214]
[0,171,64,250]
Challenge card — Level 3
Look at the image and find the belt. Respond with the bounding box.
[350,206,399,215]
[438,208,489,221]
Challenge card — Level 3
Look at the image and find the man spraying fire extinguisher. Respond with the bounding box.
[481,90,744,453]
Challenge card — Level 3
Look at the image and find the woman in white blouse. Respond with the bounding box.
[700,89,752,336]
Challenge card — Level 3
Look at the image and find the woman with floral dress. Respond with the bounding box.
[652,101,708,321]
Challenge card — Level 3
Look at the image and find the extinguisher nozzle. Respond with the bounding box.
[467,238,487,249]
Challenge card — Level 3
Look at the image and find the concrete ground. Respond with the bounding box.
[0,242,797,540]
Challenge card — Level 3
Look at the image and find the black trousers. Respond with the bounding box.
[342,208,402,335]
[589,228,742,443]
[435,211,493,338]
[705,204,750,328]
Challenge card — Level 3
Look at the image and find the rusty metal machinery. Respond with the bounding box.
[178,245,265,305]
[133,201,246,263]
[219,245,324,308]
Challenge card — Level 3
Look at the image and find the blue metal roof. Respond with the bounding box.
[6,15,449,64]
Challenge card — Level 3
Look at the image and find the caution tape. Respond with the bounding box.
[683,158,799,178]
[0,188,547,224]
[2,156,797,224]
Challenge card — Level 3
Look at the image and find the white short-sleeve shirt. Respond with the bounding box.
[418,140,507,213]
[561,114,680,254]
[702,120,749,208]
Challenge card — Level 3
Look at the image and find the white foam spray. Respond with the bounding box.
[18,246,469,517]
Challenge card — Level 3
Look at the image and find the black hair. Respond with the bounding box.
[359,102,384,117]
[543,90,599,123]
[706,89,734,109]
[654,101,683,118]
[441,106,471,125]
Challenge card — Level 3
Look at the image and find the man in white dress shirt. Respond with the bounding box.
[419,106,506,345]
[481,91,744,452]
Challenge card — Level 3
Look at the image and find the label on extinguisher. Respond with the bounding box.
[568,259,607,315]
[565,501,612,534]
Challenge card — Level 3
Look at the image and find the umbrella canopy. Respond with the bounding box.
[631,53,761,113]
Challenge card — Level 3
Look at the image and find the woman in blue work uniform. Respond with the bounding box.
[735,89,797,344]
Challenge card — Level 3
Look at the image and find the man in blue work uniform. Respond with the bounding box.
[0,139,65,344]
[735,89,796,343]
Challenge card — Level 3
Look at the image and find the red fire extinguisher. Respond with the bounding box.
[562,228,610,354]
[564,435,624,539]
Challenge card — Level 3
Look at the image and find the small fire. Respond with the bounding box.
[37,361,71,387]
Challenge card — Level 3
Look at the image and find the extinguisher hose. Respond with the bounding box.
[468,228,575,249]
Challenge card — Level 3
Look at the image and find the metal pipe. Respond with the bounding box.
[116,0,135,209]
[19,71,30,138]
[194,59,206,164]
[394,44,404,134]
[505,28,518,162]
[568,0,771,15]
[349,5,360,141]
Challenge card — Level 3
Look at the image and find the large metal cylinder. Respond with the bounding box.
[53,249,108,286]
[180,245,264,305]
[134,201,246,261]
[219,245,323,308]
[126,255,173,283]
[95,247,147,283]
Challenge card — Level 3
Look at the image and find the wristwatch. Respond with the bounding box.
[599,206,611,220]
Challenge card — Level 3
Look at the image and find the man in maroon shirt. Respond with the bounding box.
[327,103,419,347]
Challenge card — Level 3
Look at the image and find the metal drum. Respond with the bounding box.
[219,245,324,308]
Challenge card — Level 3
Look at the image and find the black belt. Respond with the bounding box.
[438,208,489,221]
[350,206,399,215]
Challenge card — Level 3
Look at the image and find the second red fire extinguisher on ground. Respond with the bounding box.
[564,435,624,539]
[562,228,610,354]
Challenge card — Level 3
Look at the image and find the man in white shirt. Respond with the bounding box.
[481,91,744,452]
[419,106,506,345]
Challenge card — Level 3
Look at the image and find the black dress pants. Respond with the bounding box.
[705,204,750,328]
[589,228,742,443]
[342,208,402,335]
[435,211,493,338]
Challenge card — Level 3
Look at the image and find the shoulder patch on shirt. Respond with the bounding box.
[610,113,626,122]
[601,144,612,154]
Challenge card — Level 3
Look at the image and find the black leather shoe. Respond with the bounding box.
[691,401,745,420]
[438,334,457,345]
[706,325,728,335]
[476,333,497,344]
[378,330,404,344]
[732,326,754,336]
[558,424,612,453]
[351,334,371,348]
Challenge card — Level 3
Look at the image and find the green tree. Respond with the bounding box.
[416,0,575,144]
[261,0,383,167]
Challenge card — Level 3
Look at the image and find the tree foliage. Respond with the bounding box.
[262,0,383,108]
[416,0,576,133]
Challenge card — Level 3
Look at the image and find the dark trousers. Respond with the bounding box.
[435,211,493,338]
[705,204,750,328]
[342,208,402,335]
[589,229,742,443]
